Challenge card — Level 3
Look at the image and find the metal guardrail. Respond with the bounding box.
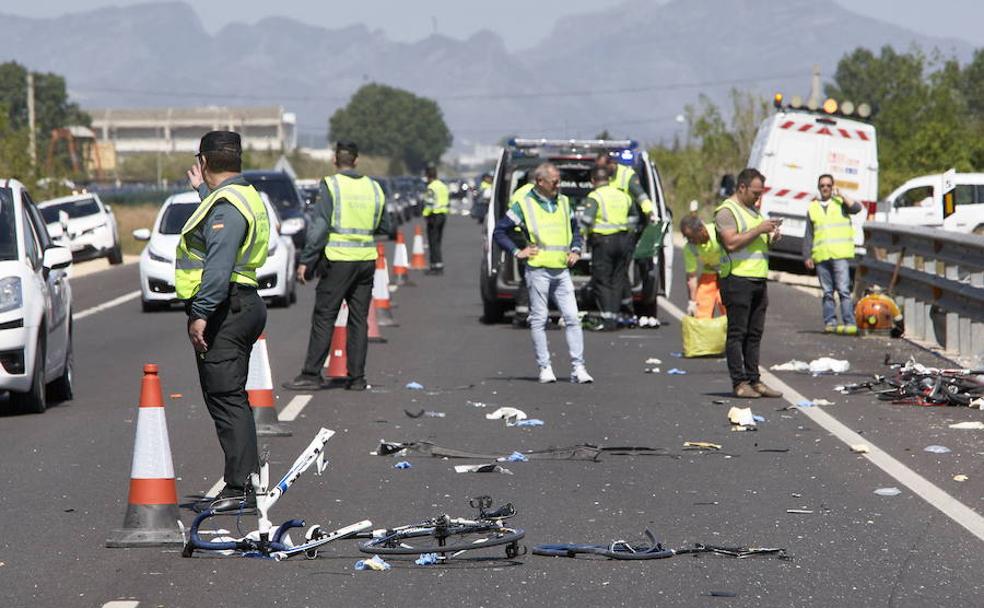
[857,223,984,365]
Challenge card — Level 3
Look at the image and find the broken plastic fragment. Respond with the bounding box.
[874,487,901,496]
[404,409,446,418]
[454,463,513,474]
[393,461,412,469]
[670,352,683,358]
[498,451,529,463]
[405,382,424,390]
[807,357,850,374]
[415,553,439,566]
[796,400,815,408]
[923,445,951,454]
[812,399,835,406]
[486,407,528,424]
[786,509,813,514]
[355,555,391,571]
[667,368,687,375]
[850,444,870,454]
[683,441,722,450]
[953,474,968,482]
[727,407,756,427]
[645,357,662,365]
[752,414,766,423]
[645,368,661,374]
[515,419,544,427]
[949,421,984,430]
[770,360,810,372]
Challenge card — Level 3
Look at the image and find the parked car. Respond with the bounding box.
[37,192,123,264]
[877,170,984,234]
[242,171,308,254]
[0,179,74,413]
[372,177,403,240]
[133,191,296,312]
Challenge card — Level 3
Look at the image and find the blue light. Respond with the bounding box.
[619,149,634,162]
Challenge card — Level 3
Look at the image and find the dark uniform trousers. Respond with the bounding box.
[590,232,633,326]
[719,276,768,387]
[194,286,266,490]
[426,214,447,267]
[301,259,375,379]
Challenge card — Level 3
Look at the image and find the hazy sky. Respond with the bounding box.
[3,0,984,49]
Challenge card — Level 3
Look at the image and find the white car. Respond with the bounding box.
[0,179,74,414]
[877,170,984,234]
[37,192,123,264]
[134,191,297,312]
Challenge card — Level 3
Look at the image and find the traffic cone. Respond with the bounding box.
[246,334,291,437]
[368,299,387,344]
[324,302,349,379]
[411,224,427,270]
[393,230,413,286]
[106,364,184,548]
[373,245,398,327]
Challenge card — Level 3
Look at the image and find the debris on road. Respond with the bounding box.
[851,444,870,454]
[667,368,687,375]
[796,400,815,408]
[486,407,527,424]
[949,421,984,430]
[786,509,813,514]
[404,409,446,418]
[645,357,663,365]
[645,367,661,374]
[954,474,969,482]
[454,463,514,475]
[771,360,810,372]
[355,555,391,571]
[515,419,544,427]
[415,553,439,566]
[467,400,488,408]
[670,352,683,358]
[808,358,851,374]
[728,407,756,430]
[499,451,529,462]
[812,399,835,406]
[405,381,424,390]
[683,441,722,450]
[923,445,951,454]
[874,487,901,496]
[394,461,413,469]
[169,393,183,399]
[836,358,984,406]
[372,440,605,461]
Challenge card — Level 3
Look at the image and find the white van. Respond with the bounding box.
[747,110,879,262]
[879,171,984,234]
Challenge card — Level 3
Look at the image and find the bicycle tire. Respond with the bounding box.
[532,543,674,560]
[358,523,525,556]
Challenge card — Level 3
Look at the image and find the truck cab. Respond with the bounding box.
[880,171,984,234]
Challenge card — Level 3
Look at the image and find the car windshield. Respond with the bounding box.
[159,203,197,235]
[244,177,301,213]
[0,189,16,261]
[40,197,101,223]
[508,166,594,207]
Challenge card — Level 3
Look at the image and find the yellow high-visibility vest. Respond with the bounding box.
[323,174,384,262]
[715,198,768,279]
[807,197,855,262]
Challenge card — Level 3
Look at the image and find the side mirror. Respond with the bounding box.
[132,228,152,241]
[43,246,73,271]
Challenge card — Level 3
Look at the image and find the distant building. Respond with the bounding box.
[88,106,297,155]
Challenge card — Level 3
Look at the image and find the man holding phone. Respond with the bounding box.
[714,168,783,399]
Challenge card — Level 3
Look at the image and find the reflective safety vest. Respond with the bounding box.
[424,179,450,215]
[324,174,385,262]
[808,198,855,262]
[610,164,637,193]
[586,184,632,235]
[515,191,573,269]
[715,198,768,279]
[683,223,722,275]
[175,183,270,300]
[509,184,534,235]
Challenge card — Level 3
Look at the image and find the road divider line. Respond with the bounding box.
[76,290,142,320]
[279,395,312,422]
[658,296,984,544]
[205,478,225,499]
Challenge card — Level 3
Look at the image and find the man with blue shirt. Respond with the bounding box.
[493,163,593,384]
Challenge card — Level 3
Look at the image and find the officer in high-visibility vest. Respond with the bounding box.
[582,166,655,330]
[492,162,594,384]
[472,172,493,223]
[180,131,270,512]
[680,213,725,318]
[715,168,783,399]
[803,174,863,334]
[283,141,391,392]
[423,165,450,275]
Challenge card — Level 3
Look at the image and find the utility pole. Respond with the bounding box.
[808,64,822,110]
[26,71,37,169]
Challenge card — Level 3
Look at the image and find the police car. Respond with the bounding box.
[480,139,674,323]
[37,191,123,265]
[0,179,74,414]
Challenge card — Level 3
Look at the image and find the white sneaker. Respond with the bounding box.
[538,366,557,384]
[571,366,594,384]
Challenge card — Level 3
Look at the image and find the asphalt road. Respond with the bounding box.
[1,215,981,607]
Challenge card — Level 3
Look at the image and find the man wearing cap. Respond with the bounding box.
[180,131,270,511]
[283,141,391,392]
[423,165,450,275]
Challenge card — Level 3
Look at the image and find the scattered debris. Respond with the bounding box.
[949,421,984,430]
[670,352,683,358]
[645,368,661,374]
[498,451,529,463]
[454,463,513,475]
[709,591,738,598]
[486,407,527,424]
[169,393,183,399]
[355,555,391,571]
[712,399,730,405]
[415,553,439,566]
[874,487,901,497]
[372,440,603,461]
[771,360,809,372]
[393,461,412,469]
[954,474,969,482]
[404,409,446,418]
[684,441,722,450]
[786,509,813,514]
[728,407,756,430]
[667,368,687,375]
[467,400,488,408]
[405,382,424,390]
[515,419,544,427]
[757,448,789,453]
[645,357,663,365]
[796,400,815,408]
[812,399,835,406]
[808,358,851,374]
[923,445,951,454]
[838,358,984,406]
[851,444,870,454]
[752,414,766,423]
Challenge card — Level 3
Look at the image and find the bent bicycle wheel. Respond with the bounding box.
[359,524,525,557]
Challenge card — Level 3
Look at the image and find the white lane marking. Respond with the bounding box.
[102,602,139,608]
[75,290,141,320]
[279,395,312,422]
[205,478,225,499]
[658,296,984,543]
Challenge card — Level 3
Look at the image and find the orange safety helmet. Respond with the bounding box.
[855,288,902,334]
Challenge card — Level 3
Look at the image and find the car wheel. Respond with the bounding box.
[289,279,298,304]
[480,260,504,324]
[48,331,73,402]
[108,241,124,265]
[10,340,46,414]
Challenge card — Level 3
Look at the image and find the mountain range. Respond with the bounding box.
[0,0,974,150]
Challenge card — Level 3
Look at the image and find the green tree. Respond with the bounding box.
[0,111,32,179]
[329,83,452,174]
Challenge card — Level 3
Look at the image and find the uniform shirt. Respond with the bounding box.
[582,189,654,231]
[801,197,863,259]
[299,170,393,268]
[191,175,250,321]
[683,224,722,274]
[492,187,583,256]
[619,168,651,205]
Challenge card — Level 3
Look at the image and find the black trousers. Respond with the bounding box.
[719,276,768,386]
[194,287,266,491]
[590,232,632,325]
[301,259,375,379]
[426,214,447,267]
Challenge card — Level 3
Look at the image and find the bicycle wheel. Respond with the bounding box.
[359,522,525,557]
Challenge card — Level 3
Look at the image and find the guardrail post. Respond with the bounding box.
[944,264,961,355]
[901,252,923,341]
[972,271,984,368]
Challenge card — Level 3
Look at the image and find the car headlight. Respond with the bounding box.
[148,248,173,264]
[280,217,305,236]
[0,277,23,313]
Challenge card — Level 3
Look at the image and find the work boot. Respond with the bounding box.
[538,366,557,384]
[733,382,761,399]
[346,377,368,391]
[208,485,257,513]
[282,374,323,391]
[838,324,859,336]
[823,324,837,334]
[424,267,444,276]
[571,366,594,384]
[750,381,783,398]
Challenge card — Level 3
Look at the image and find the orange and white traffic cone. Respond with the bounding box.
[373,244,398,327]
[393,230,413,286]
[368,299,387,344]
[106,364,184,548]
[411,224,427,270]
[246,334,291,437]
[323,302,349,379]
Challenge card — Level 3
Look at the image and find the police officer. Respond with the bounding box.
[582,166,654,330]
[681,213,724,318]
[508,177,535,326]
[180,131,270,511]
[472,172,494,223]
[423,166,450,275]
[283,141,390,392]
[715,168,783,399]
[803,174,863,334]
